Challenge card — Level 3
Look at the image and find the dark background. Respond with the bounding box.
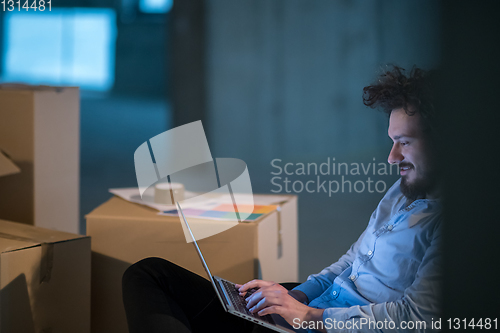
[439,0,500,323]
[0,0,498,324]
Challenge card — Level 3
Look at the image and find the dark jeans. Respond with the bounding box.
[122,257,300,333]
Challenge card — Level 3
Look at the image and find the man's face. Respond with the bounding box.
[388,108,436,200]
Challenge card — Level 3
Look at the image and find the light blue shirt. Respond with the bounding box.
[293,179,442,332]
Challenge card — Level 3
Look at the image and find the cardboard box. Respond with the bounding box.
[0,219,91,333]
[0,85,80,234]
[86,194,298,333]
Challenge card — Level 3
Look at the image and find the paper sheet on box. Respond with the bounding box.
[109,187,194,211]
[108,187,286,221]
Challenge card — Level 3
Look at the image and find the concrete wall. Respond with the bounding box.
[204,0,441,280]
[114,17,168,97]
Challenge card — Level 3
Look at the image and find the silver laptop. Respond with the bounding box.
[176,202,301,333]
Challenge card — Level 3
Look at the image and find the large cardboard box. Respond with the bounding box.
[0,85,80,234]
[86,194,298,333]
[0,219,91,333]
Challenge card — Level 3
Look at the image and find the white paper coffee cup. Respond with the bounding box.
[154,182,185,204]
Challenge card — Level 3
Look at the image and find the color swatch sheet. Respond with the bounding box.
[161,203,277,222]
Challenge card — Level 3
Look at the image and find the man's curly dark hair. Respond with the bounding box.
[363,65,436,136]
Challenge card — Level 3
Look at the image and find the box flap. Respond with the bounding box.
[0,149,20,177]
[0,236,39,253]
[0,219,86,253]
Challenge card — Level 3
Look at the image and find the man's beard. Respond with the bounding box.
[400,163,437,201]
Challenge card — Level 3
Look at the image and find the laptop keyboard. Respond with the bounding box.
[220,280,275,325]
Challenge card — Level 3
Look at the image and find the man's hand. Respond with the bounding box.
[235,280,307,302]
[235,279,276,297]
[235,280,325,332]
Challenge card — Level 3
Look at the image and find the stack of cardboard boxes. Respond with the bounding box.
[0,85,299,333]
[0,85,90,332]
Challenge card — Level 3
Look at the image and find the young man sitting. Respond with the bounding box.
[122,66,442,333]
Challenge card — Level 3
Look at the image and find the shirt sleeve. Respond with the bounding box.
[292,228,367,303]
[321,221,443,333]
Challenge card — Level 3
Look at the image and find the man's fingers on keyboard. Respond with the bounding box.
[239,279,266,291]
[238,288,258,298]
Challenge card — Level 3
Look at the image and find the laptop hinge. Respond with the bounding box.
[215,279,230,307]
